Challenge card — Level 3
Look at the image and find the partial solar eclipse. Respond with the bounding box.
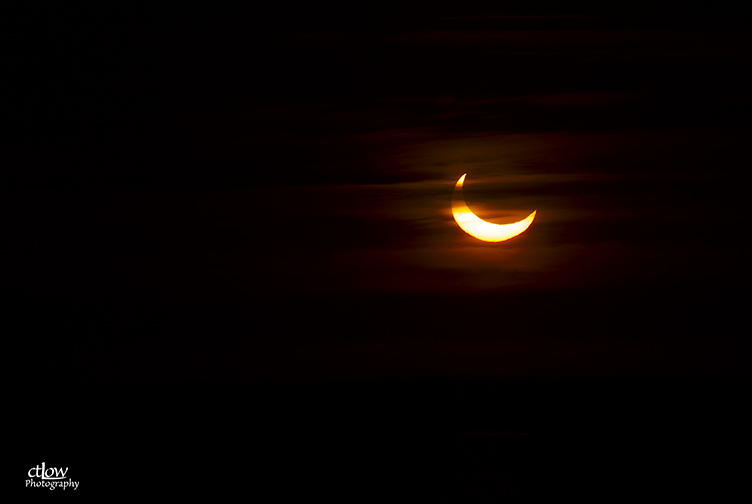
[451,173,536,242]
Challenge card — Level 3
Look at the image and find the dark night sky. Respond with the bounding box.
[8,3,752,499]
[7,1,751,386]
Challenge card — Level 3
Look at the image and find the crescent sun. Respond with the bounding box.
[451,173,536,242]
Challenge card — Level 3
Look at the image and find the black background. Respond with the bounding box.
[7,1,750,500]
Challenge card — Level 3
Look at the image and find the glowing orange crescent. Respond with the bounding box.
[451,173,536,242]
